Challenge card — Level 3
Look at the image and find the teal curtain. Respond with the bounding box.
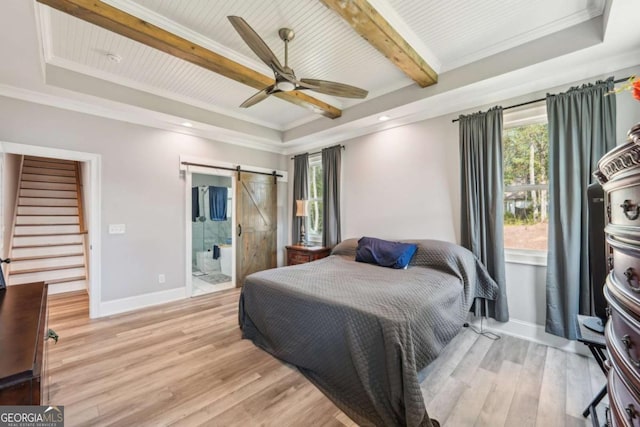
[459,107,509,321]
[322,145,342,247]
[292,154,309,245]
[545,78,616,339]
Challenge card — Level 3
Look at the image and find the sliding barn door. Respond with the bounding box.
[236,172,277,287]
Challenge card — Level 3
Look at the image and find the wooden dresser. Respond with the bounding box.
[0,282,49,405]
[286,245,331,266]
[596,123,640,426]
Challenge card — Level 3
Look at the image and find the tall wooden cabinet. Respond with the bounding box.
[596,123,640,426]
[0,282,49,405]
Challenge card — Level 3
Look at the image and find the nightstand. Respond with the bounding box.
[286,245,331,266]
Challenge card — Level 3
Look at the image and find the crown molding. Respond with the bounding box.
[0,83,286,155]
[441,5,605,72]
[46,55,285,132]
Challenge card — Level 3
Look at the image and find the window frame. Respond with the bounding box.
[502,103,549,266]
[306,153,323,245]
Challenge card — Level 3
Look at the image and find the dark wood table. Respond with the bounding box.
[576,314,607,427]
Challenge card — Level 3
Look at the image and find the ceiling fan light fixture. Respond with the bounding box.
[276,80,296,92]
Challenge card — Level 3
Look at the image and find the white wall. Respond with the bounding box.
[1,153,21,259]
[0,95,287,303]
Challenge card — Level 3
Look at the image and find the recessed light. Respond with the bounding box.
[181,122,193,127]
[378,115,391,121]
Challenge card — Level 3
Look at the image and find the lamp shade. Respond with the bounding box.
[295,200,308,217]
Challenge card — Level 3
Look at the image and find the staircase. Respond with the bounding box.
[8,156,88,292]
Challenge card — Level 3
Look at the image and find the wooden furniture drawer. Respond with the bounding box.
[608,362,640,427]
[286,245,331,266]
[610,184,640,228]
[289,253,311,265]
[606,287,640,388]
[0,282,48,405]
[609,237,640,311]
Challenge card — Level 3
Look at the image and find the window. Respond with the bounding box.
[307,154,323,244]
[503,115,549,252]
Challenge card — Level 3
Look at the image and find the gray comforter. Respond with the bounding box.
[239,239,499,427]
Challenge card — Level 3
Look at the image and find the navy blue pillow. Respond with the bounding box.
[355,237,418,269]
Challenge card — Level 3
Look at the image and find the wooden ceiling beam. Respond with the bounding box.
[320,0,438,88]
[36,0,342,119]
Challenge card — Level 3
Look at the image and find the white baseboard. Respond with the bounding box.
[48,281,87,295]
[99,287,187,317]
[474,318,590,356]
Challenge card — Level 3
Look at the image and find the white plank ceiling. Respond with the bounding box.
[41,0,607,132]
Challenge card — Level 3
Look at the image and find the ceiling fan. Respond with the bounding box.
[228,16,369,108]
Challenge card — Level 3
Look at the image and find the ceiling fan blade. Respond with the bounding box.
[240,85,278,108]
[228,16,286,76]
[299,79,368,99]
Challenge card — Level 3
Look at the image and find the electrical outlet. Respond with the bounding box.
[158,274,166,284]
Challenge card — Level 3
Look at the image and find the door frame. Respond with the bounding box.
[180,155,287,296]
[183,163,237,297]
[0,141,102,318]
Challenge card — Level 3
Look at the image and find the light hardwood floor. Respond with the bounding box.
[48,289,604,427]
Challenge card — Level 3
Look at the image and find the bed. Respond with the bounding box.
[239,238,499,427]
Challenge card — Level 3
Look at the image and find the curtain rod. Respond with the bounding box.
[451,76,631,123]
[290,145,345,160]
[181,161,283,178]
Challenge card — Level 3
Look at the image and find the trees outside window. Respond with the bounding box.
[503,122,549,251]
[307,154,323,244]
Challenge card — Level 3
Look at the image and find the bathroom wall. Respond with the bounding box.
[192,174,232,268]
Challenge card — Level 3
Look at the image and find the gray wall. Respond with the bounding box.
[1,153,21,259]
[0,95,288,302]
[321,65,640,327]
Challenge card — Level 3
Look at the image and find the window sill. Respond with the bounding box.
[505,248,547,266]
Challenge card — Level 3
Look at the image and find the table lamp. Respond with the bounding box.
[296,200,308,246]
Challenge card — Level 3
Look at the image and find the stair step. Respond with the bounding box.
[10,257,85,273]
[9,263,85,275]
[24,156,75,165]
[15,225,81,235]
[15,223,78,227]
[17,206,79,215]
[46,276,86,285]
[20,181,77,191]
[16,216,79,225]
[12,242,83,250]
[9,268,86,285]
[10,252,84,261]
[20,189,77,199]
[22,167,76,177]
[21,174,76,184]
[23,160,76,171]
[13,234,84,247]
[11,244,83,257]
[19,197,78,207]
[48,279,87,295]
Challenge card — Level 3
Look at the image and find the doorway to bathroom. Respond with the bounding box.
[190,172,234,296]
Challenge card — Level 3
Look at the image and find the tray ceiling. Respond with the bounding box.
[38,0,607,133]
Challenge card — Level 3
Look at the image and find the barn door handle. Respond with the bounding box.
[624,268,640,292]
[620,199,640,220]
[238,224,242,237]
[46,329,59,344]
[621,335,640,367]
